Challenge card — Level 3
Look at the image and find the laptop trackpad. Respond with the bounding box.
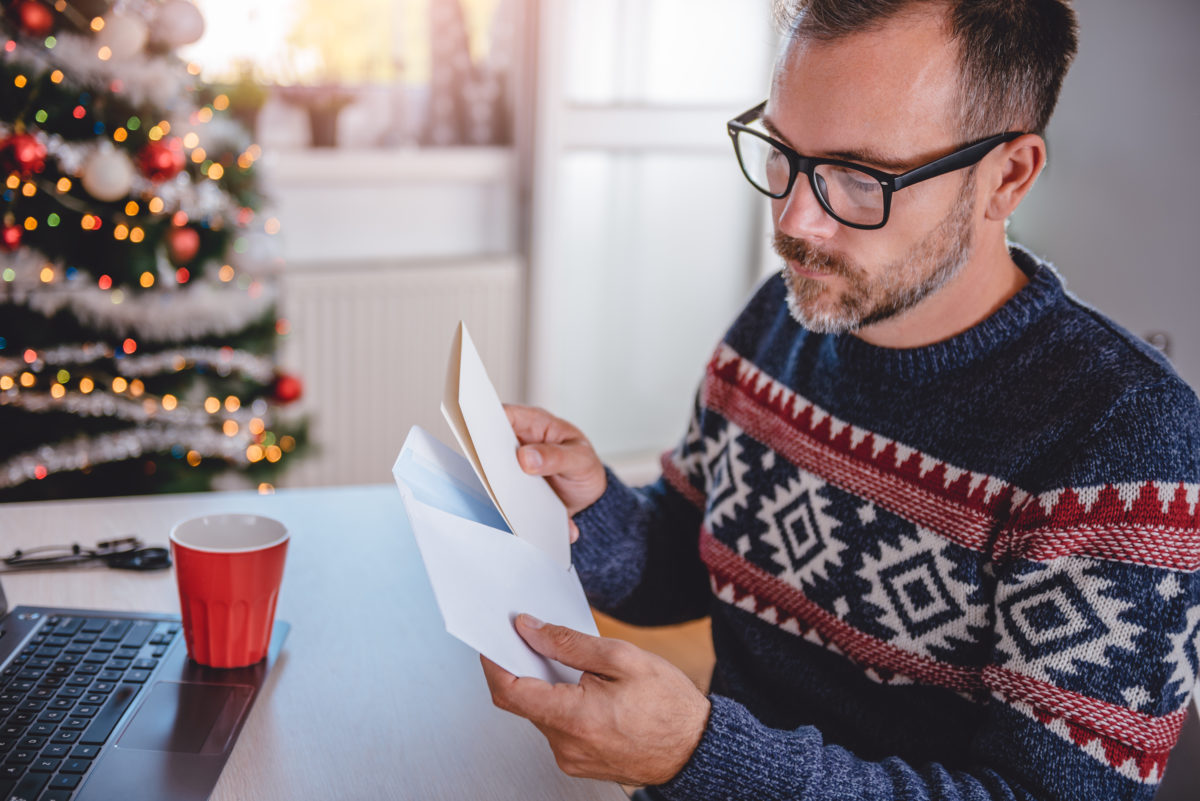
[119,681,253,755]
[77,682,256,801]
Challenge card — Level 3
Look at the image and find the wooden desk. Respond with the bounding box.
[0,485,627,801]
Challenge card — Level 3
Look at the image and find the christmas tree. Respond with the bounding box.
[0,0,304,502]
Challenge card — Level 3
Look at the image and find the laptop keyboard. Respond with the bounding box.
[0,615,179,801]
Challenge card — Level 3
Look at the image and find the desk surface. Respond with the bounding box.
[0,485,626,801]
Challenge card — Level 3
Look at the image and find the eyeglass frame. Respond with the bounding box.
[0,536,171,572]
[727,100,1024,230]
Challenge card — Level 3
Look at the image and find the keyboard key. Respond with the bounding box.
[90,683,115,695]
[28,757,59,773]
[39,791,72,801]
[71,706,97,718]
[0,764,22,780]
[105,659,131,671]
[0,779,13,801]
[7,769,49,800]
[39,745,69,759]
[80,685,136,746]
[51,619,83,637]
[36,712,65,724]
[120,621,154,649]
[131,659,158,671]
[60,758,90,774]
[68,746,98,760]
[28,725,55,737]
[55,688,83,700]
[5,751,34,764]
[49,772,81,789]
[99,621,131,642]
[125,670,151,684]
[50,730,79,745]
[59,719,87,731]
[96,671,124,683]
[79,620,107,634]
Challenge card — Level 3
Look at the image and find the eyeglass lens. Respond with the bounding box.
[734,130,886,226]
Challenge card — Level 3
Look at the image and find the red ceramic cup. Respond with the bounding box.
[170,514,288,668]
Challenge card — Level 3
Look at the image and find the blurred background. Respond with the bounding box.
[2,0,1197,497]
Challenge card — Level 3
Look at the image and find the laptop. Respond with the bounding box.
[0,576,287,801]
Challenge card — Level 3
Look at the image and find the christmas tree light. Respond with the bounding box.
[0,0,305,501]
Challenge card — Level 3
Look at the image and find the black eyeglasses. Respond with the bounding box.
[727,101,1023,230]
[1,537,171,573]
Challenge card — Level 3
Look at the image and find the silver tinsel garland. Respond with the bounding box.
[0,423,261,489]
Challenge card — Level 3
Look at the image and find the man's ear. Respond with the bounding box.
[983,133,1046,221]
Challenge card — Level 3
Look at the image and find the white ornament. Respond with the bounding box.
[149,0,206,48]
[81,146,135,201]
[97,14,150,59]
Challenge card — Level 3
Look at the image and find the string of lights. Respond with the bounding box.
[0,0,305,500]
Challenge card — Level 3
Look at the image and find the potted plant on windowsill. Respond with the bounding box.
[276,83,358,147]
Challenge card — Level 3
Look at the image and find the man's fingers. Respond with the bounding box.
[517,441,594,478]
[505,404,582,445]
[480,654,579,727]
[515,615,633,678]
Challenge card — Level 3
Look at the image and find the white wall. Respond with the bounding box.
[1011,0,1200,391]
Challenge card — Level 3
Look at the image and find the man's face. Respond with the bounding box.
[767,14,979,335]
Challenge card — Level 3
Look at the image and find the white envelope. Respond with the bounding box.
[441,321,572,571]
[393,426,599,684]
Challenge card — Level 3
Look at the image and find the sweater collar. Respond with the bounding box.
[829,244,1064,382]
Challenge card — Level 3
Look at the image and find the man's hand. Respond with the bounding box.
[505,405,607,538]
[481,614,710,786]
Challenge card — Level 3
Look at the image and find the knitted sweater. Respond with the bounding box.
[571,246,1200,801]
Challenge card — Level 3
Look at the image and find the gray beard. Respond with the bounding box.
[779,176,976,335]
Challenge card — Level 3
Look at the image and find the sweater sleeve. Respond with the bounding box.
[571,393,713,625]
[652,379,1200,801]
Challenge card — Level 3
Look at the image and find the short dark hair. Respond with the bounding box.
[775,0,1079,137]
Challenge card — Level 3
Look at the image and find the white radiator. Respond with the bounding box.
[277,256,524,488]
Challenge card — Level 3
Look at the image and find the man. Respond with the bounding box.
[482,1,1200,799]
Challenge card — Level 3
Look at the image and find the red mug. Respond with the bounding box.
[170,514,288,668]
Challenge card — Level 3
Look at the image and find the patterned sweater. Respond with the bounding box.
[571,247,1200,801]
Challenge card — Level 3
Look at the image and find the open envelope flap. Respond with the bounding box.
[451,324,572,571]
[393,426,509,532]
[397,491,598,684]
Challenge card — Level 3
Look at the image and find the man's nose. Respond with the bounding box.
[774,177,839,242]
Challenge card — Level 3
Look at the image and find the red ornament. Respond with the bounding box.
[0,133,47,175]
[12,1,54,38]
[136,139,185,182]
[1,224,21,251]
[165,225,200,265]
[272,373,303,404]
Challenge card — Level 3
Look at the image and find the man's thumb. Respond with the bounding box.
[515,614,619,676]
